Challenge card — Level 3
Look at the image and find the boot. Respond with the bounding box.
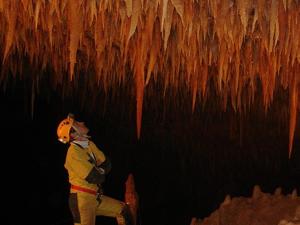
[117,204,134,225]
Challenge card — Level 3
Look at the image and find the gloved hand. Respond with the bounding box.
[85,167,106,184]
[98,157,112,174]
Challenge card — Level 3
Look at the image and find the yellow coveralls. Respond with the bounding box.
[64,141,127,225]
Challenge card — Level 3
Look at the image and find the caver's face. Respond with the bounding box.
[70,120,90,140]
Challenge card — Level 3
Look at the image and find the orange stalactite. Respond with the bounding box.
[192,74,198,113]
[68,0,83,81]
[171,0,184,24]
[163,0,174,51]
[3,1,17,63]
[0,0,3,12]
[289,71,298,159]
[134,33,146,139]
[128,0,141,42]
[145,11,159,86]
[125,0,132,17]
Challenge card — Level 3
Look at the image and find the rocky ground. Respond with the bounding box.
[190,185,300,225]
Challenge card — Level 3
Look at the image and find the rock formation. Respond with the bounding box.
[194,186,300,225]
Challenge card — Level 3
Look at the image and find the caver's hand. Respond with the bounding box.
[98,157,112,174]
[85,167,106,184]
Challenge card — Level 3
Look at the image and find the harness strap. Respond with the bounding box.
[71,184,97,195]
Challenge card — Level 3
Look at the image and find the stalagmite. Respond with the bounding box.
[221,194,231,207]
[189,217,198,225]
[252,185,262,200]
[274,187,282,196]
[290,189,298,200]
[125,174,139,225]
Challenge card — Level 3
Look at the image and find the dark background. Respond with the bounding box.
[1,76,300,225]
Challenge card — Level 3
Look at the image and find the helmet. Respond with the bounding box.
[57,114,75,144]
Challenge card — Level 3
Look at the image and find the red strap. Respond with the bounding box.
[71,184,97,195]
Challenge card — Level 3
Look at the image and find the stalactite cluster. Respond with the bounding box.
[0,0,300,156]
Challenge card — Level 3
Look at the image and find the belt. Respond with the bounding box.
[71,184,98,195]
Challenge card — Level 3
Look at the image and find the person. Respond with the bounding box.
[57,113,134,225]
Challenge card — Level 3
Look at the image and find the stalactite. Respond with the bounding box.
[34,0,42,30]
[87,0,97,27]
[0,0,3,12]
[192,73,198,113]
[68,0,83,80]
[237,0,250,35]
[163,0,174,51]
[125,0,133,17]
[128,0,141,42]
[145,11,159,86]
[289,71,298,159]
[171,0,183,24]
[161,0,168,33]
[134,33,146,139]
[3,1,17,63]
[269,0,279,53]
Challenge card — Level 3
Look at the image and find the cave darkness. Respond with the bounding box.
[1,72,299,225]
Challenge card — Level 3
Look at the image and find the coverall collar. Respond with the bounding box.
[72,140,89,149]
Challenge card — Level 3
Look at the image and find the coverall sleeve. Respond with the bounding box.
[89,141,106,165]
[89,141,112,174]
